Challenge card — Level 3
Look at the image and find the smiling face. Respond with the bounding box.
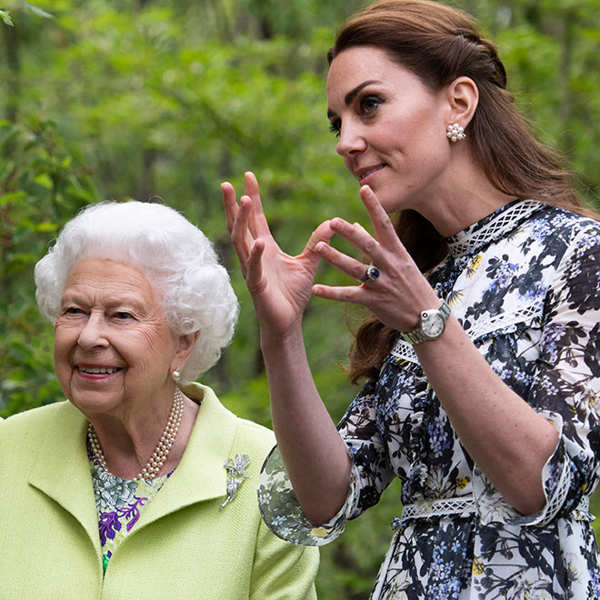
[54,258,184,419]
[326,45,453,215]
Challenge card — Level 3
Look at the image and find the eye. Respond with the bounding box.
[359,94,383,116]
[64,306,84,316]
[113,311,134,321]
[328,118,341,138]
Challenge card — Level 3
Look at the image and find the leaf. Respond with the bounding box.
[35,222,58,233]
[33,173,53,189]
[0,9,14,26]
[0,191,27,206]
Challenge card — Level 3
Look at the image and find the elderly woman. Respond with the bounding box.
[0,201,318,599]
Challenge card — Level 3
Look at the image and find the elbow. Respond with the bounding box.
[515,429,559,516]
[512,493,546,517]
[304,505,342,528]
[301,486,349,526]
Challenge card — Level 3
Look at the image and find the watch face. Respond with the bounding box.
[421,312,445,338]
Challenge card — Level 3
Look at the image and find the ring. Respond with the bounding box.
[360,265,380,283]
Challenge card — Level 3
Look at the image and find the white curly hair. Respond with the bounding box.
[34,201,239,382]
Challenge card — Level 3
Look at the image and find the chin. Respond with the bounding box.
[69,390,124,415]
[378,196,409,216]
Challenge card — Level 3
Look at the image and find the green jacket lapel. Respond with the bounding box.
[27,401,102,558]
[27,385,237,546]
[132,383,235,531]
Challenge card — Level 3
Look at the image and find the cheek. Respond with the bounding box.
[127,324,176,370]
[53,327,75,392]
[53,325,74,364]
[403,115,450,170]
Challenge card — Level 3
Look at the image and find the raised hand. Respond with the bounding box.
[311,185,441,332]
[222,172,333,339]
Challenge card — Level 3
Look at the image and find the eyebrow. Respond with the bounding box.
[327,79,382,119]
[61,293,145,311]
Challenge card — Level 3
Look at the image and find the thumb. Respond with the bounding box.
[303,220,334,258]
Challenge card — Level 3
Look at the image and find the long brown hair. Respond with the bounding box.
[329,0,597,383]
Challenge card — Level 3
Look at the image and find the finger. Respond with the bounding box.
[221,182,239,234]
[359,185,405,250]
[328,217,383,263]
[246,238,266,293]
[314,241,368,282]
[244,171,271,238]
[311,283,368,305]
[244,171,260,197]
[221,182,254,273]
[229,195,256,271]
[302,220,335,265]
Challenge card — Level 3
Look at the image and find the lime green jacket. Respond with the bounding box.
[0,384,318,599]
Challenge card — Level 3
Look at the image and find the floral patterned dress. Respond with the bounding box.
[258,200,600,599]
[89,452,171,574]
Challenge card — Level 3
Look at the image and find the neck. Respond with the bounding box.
[88,389,199,480]
[417,152,517,237]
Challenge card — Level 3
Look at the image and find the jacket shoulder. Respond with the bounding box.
[191,382,276,458]
[2,401,72,430]
[234,416,276,455]
[0,401,78,450]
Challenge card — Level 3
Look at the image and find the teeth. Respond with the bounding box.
[79,367,119,374]
[360,165,384,180]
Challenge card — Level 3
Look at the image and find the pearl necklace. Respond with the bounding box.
[87,388,185,481]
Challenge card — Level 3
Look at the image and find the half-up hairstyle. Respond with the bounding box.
[328,0,596,382]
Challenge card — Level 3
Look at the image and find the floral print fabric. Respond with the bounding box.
[89,453,169,574]
[258,200,600,599]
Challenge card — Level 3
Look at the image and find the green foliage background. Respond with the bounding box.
[1,1,599,597]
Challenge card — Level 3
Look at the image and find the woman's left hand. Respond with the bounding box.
[312,185,441,332]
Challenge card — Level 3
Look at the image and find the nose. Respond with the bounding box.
[335,120,367,158]
[77,312,109,350]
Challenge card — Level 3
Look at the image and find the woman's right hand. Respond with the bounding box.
[222,172,333,340]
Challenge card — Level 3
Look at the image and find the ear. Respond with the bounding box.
[446,76,479,129]
[171,331,199,371]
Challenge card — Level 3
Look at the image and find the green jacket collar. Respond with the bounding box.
[28,384,237,548]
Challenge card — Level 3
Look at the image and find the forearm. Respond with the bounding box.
[416,317,559,515]
[261,325,352,525]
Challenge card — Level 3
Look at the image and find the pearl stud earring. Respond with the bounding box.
[446,123,466,143]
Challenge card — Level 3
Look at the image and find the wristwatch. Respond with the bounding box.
[400,301,451,345]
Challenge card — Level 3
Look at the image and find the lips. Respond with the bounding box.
[74,362,125,380]
[356,163,387,182]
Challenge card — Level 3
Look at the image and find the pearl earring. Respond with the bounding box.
[446,123,466,143]
[172,369,181,383]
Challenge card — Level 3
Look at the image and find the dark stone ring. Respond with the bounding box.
[360,265,380,283]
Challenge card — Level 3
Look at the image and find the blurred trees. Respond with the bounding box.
[1,1,599,598]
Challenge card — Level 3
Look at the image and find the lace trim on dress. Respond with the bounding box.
[446,200,543,258]
[398,495,476,522]
[396,493,590,524]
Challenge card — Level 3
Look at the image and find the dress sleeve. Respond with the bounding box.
[473,226,600,526]
[257,379,395,546]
